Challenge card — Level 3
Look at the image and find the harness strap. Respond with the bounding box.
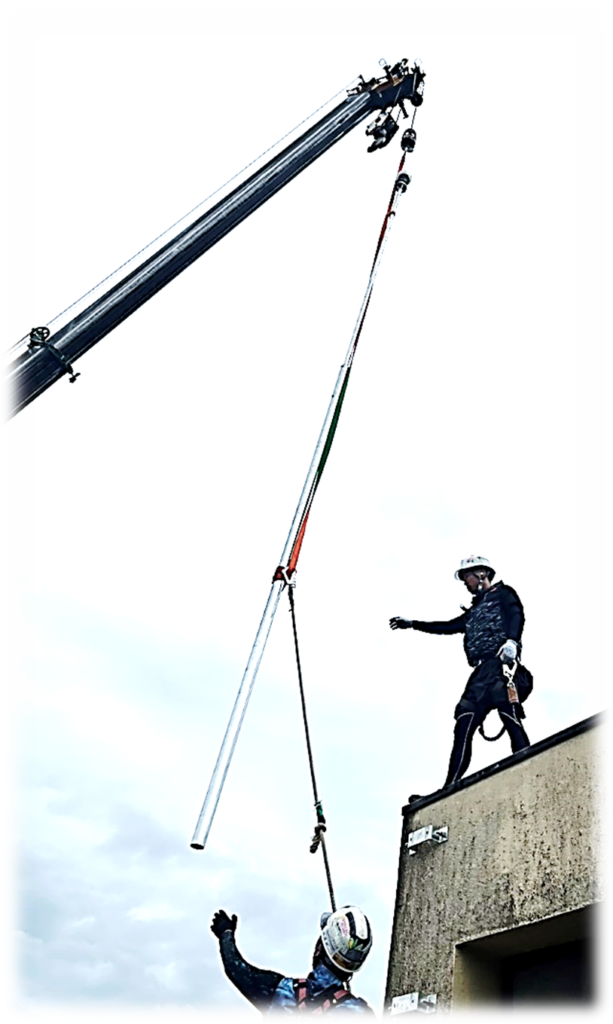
[293,979,351,1013]
[313,989,350,1014]
[296,978,308,1009]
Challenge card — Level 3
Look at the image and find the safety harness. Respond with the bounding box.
[292,978,352,1014]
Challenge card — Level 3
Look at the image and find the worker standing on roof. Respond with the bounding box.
[389,556,532,787]
[211,905,375,1015]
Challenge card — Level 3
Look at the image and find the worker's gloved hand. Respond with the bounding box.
[389,617,413,630]
[211,909,238,939]
[497,639,518,664]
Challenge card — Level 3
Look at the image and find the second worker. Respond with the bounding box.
[390,555,533,788]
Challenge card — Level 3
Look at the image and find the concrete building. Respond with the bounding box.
[385,714,603,1012]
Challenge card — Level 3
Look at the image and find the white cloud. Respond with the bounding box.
[128,906,185,923]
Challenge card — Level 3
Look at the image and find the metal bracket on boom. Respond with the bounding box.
[348,58,425,110]
[366,112,399,152]
[361,59,425,153]
[28,327,81,383]
[406,824,448,856]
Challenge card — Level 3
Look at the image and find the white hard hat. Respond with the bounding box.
[454,555,495,580]
[320,906,372,974]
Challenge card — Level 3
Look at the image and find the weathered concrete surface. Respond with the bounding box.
[385,719,603,1012]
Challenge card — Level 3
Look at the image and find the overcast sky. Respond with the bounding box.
[3,1,610,1021]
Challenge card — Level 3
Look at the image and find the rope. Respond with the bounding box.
[288,583,336,912]
[478,717,505,742]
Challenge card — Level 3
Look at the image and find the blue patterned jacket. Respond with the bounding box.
[219,932,373,1015]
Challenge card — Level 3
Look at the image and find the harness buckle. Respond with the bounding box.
[502,660,519,703]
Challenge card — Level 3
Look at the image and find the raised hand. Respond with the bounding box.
[211,909,238,938]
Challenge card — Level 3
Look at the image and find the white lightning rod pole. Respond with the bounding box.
[190,169,409,850]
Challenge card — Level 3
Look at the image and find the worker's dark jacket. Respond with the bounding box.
[412,582,533,716]
[218,931,373,1014]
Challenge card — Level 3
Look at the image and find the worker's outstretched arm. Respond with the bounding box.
[211,910,283,1010]
[411,613,467,634]
[390,612,467,634]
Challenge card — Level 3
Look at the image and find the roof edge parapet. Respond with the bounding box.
[401,712,605,818]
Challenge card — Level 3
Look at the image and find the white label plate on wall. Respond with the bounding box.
[391,992,437,1015]
[407,825,433,848]
[391,992,419,1015]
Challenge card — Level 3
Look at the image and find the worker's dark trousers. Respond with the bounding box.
[444,704,530,787]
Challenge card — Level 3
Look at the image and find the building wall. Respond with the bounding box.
[385,717,603,1012]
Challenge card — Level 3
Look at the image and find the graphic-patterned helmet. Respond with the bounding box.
[454,555,495,581]
[320,906,372,974]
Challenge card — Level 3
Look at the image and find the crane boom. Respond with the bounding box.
[8,60,424,416]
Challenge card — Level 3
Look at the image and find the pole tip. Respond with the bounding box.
[190,842,204,851]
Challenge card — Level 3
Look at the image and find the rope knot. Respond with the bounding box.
[310,823,327,854]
